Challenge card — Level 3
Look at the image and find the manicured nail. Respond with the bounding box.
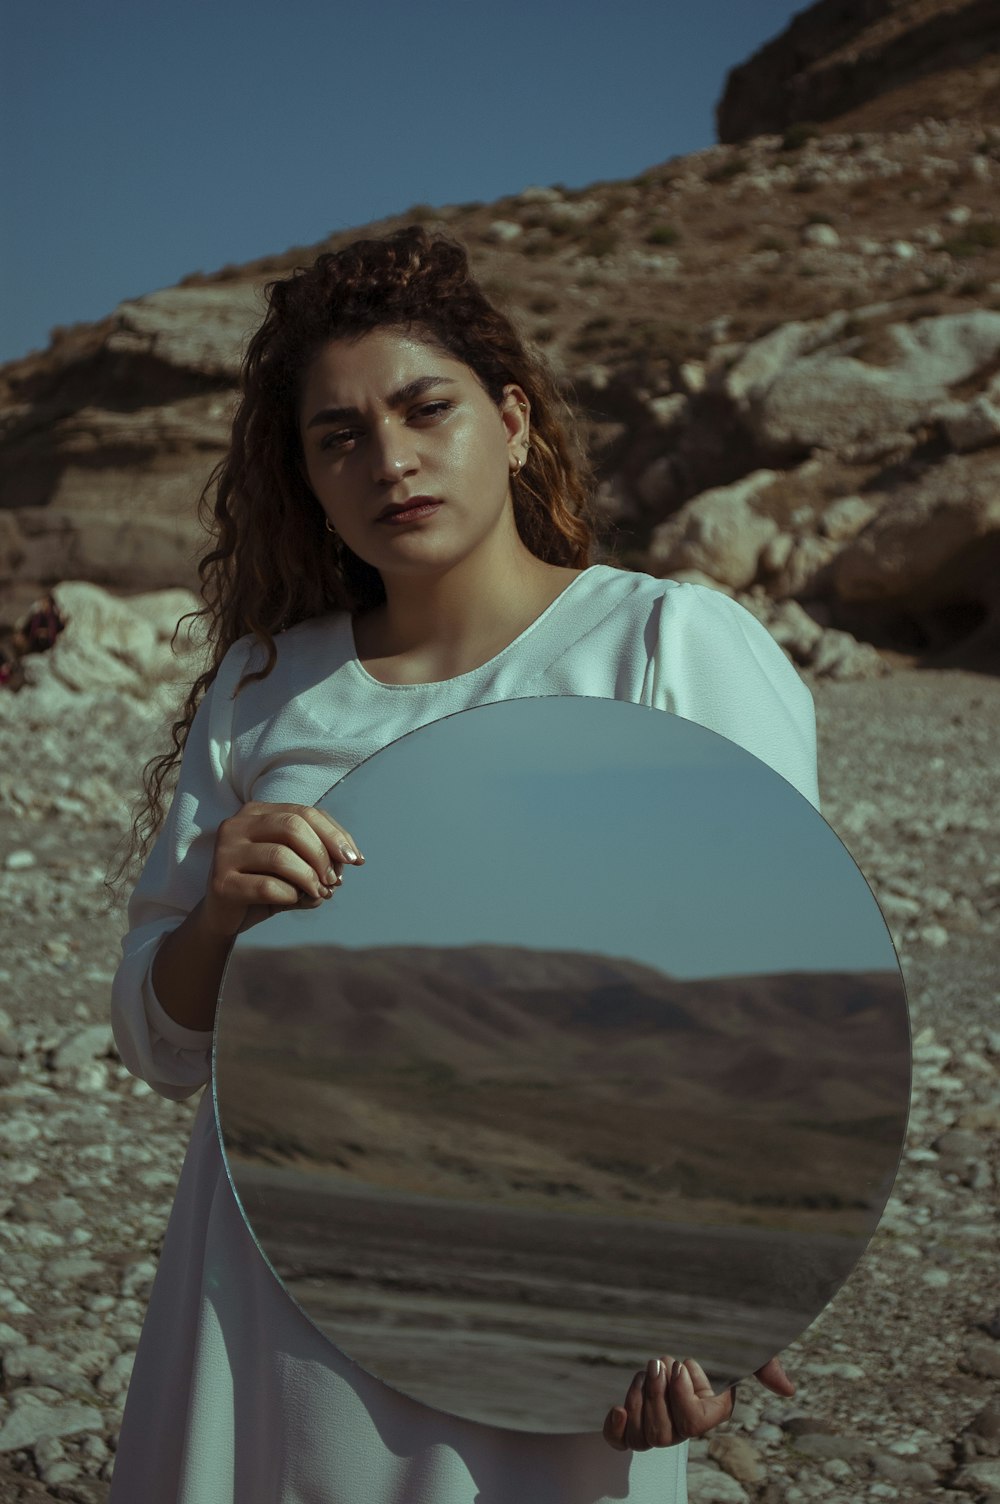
[342,846,358,862]
[647,1358,661,1380]
[325,868,337,885]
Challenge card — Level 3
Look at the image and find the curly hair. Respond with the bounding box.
[107,224,597,898]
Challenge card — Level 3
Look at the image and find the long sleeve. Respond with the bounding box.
[110,636,254,1100]
[649,582,821,812]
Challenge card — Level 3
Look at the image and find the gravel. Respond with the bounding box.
[0,664,996,1503]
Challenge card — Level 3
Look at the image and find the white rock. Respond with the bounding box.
[802,223,840,248]
[518,185,562,203]
[51,1024,114,1070]
[648,471,780,589]
[819,495,878,542]
[646,393,687,427]
[4,850,37,872]
[685,1463,750,1503]
[0,1394,103,1451]
[946,205,973,225]
[939,394,1000,452]
[890,240,917,260]
[484,220,523,244]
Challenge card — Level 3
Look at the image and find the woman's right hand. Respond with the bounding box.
[201,802,364,938]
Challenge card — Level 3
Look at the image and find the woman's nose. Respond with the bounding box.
[370,423,418,483]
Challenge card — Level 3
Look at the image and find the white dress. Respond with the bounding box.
[109,566,821,1504]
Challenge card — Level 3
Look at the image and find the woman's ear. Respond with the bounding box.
[500,384,531,456]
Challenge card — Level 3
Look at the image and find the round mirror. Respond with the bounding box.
[213,695,910,1433]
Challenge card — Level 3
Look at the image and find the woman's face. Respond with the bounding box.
[298,327,529,582]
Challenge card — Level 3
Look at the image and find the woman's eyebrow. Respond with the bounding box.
[305,376,458,430]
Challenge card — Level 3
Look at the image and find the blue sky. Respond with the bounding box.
[2,0,808,366]
[242,696,898,980]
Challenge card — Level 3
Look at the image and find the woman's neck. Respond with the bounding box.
[355,549,585,684]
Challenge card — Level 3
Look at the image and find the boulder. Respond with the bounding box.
[819,495,878,542]
[17,581,207,700]
[1,509,204,592]
[832,452,1000,604]
[106,283,263,379]
[768,534,842,599]
[765,600,824,662]
[936,395,1000,453]
[648,471,780,589]
[728,311,1000,457]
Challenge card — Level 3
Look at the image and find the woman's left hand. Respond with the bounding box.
[602,1353,795,1451]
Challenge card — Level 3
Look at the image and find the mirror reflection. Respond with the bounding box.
[213,696,910,1432]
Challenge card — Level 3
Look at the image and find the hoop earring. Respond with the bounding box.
[511,456,523,478]
[325,517,337,533]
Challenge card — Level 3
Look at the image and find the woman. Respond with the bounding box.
[109,225,813,1503]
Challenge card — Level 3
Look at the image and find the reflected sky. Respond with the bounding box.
[239,697,895,979]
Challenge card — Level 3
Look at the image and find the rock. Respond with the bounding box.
[484,220,523,244]
[50,1025,115,1071]
[518,185,562,203]
[648,470,780,589]
[890,240,917,260]
[741,311,1000,456]
[954,1458,1000,1493]
[684,1463,750,1503]
[819,495,878,543]
[0,1394,103,1452]
[646,394,688,428]
[960,1342,1000,1381]
[707,1433,766,1485]
[768,534,841,599]
[717,2,1000,142]
[721,311,849,407]
[2,506,205,592]
[51,581,173,677]
[759,532,793,573]
[802,223,840,248]
[938,395,1000,453]
[107,283,262,379]
[4,850,36,871]
[809,628,888,680]
[788,1432,874,1459]
[765,600,824,661]
[832,452,1000,610]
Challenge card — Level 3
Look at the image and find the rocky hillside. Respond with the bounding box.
[717,0,1000,142]
[3,5,1000,678]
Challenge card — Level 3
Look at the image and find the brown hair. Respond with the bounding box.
[107,225,596,898]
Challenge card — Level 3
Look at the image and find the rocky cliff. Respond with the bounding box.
[717,0,1000,141]
[3,1,1000,686]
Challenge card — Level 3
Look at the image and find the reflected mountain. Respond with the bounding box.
[217,941,907,1238]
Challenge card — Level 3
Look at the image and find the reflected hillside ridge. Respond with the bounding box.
[213,694,911,1429]
[217,940,907,1237]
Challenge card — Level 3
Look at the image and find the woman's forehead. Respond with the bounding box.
[299,328,485,414]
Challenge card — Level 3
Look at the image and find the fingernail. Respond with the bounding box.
[671,1360,680,1382]
[647,1358,661,1380]
[342,846,359,862]
[325,868,337,885]
[319,885,333,899]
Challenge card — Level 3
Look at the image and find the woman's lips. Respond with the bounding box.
[377,499,443,524]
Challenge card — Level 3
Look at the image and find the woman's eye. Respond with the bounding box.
[320,430,357,451]
[413,401,453,420]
